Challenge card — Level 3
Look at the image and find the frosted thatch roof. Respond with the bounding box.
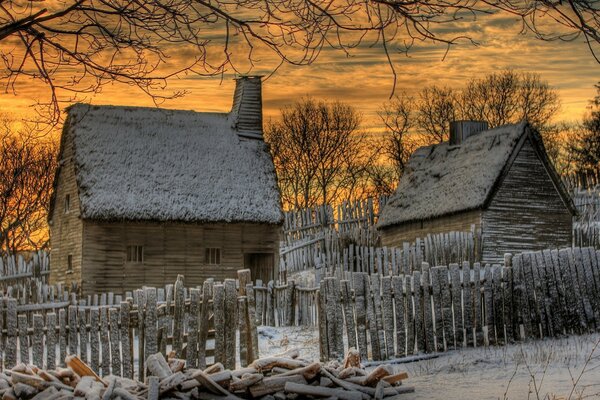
[378,122,528,228]
[64,104,282,224]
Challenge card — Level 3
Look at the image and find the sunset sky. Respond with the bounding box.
[1,12,598,131]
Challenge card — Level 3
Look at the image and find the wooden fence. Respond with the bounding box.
[318,246,600,362]
[253,280,319,327]
[281,229,481,283]
[0,251,50,290]
[0,274,259,378]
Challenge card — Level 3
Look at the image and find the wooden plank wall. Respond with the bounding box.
[0,274,259,377]
[81,221,279,294]
[320,246,600,362]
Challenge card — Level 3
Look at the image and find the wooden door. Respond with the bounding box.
[243,253,275,283]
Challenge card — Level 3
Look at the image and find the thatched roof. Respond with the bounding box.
[377,122,575,228]
[56,104,282,224]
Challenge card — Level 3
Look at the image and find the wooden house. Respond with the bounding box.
[377,121,576,264]
[49,77,283,294]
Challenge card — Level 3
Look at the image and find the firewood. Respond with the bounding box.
[209,370,233,387]
[101,378,116,400]
[231,367,257,378]
[10,371,49,391]
[342,348,361,369]
[31,386,58,400]
[273,362,321,382]
[74,376,95,396]
[13,383,38,398]
[382,371,409,385]
[65,355,105,385]
[203,363,224,374]
[1,388,16,400]
[337,367,365,379]
[270,367,291,375]
[250,358,308,373]
[248,374,307,398]
[190,369,242,399]
[229,373,263,392]
[283,381,362,400]
[146,353,173,380]
[270,349,300,359]
[170,359,186,373]
[159,371,186,393]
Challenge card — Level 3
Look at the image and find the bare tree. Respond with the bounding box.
[1,0,600,118]
[0,117,56,253]
[376,93,421,192]
[265,98,376,208]
[417,86,457,143]
[459,70,560,130]
[568,83,600,178]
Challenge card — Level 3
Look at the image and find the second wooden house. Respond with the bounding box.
[49,76,283,294]
[377,121,576,264]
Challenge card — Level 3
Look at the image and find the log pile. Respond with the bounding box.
[0,349,413,399]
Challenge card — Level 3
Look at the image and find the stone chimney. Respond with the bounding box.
[449,120,489,145]
[230,76,263,139]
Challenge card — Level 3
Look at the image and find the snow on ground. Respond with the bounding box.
[259,326,600,400]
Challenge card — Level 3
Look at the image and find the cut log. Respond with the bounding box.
[284,381,362,400]
[248,374,307,398]
[342,348,361,369]
[250,357,307,372]
[146,353,172,380]
[65,355,105,385]
[229,373,263,392]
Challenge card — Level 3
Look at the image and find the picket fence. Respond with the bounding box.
[0,251,50,288]
[0,273,259,378]
[253,280,319,327]
[318,246,600,362]
[281,229,481,283]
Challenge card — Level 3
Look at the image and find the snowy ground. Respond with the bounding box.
[258,326,600,400]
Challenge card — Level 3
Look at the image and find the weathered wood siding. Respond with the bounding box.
[481,138,572,264]
[49,128,83,288]
[79,221,280,294]
[380,210,482,248]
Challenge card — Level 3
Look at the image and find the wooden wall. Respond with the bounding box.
[481,138,573,264]
[379,210,482,249]
[79,221,280,294]
[49,127,83,289]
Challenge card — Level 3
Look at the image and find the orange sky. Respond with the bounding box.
[0,13,598,131]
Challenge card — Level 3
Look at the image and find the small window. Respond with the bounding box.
[205,248,221,265]
[126,246,144,263]
[64,194,70,213]
[67,255,73,272]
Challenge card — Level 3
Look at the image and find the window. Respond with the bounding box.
[205,248,221,265]
[126,246,144,263]
[67,255,73,272]
[64,194,70,213]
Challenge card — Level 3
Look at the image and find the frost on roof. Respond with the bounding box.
[66,104,282,224]
[377,122,527,228]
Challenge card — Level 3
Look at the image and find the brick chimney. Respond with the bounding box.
[449,121,489,145]
[230,76,263,139]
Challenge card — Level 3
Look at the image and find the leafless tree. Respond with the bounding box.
[567,83,600,179]
[459,70,560,130]
[265,98,377,209]
[417,86,458,143]
[0,117,56,253]
[376,93,420,190]
[1,0,600,119]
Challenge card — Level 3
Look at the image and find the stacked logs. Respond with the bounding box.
[0,349,413,400]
